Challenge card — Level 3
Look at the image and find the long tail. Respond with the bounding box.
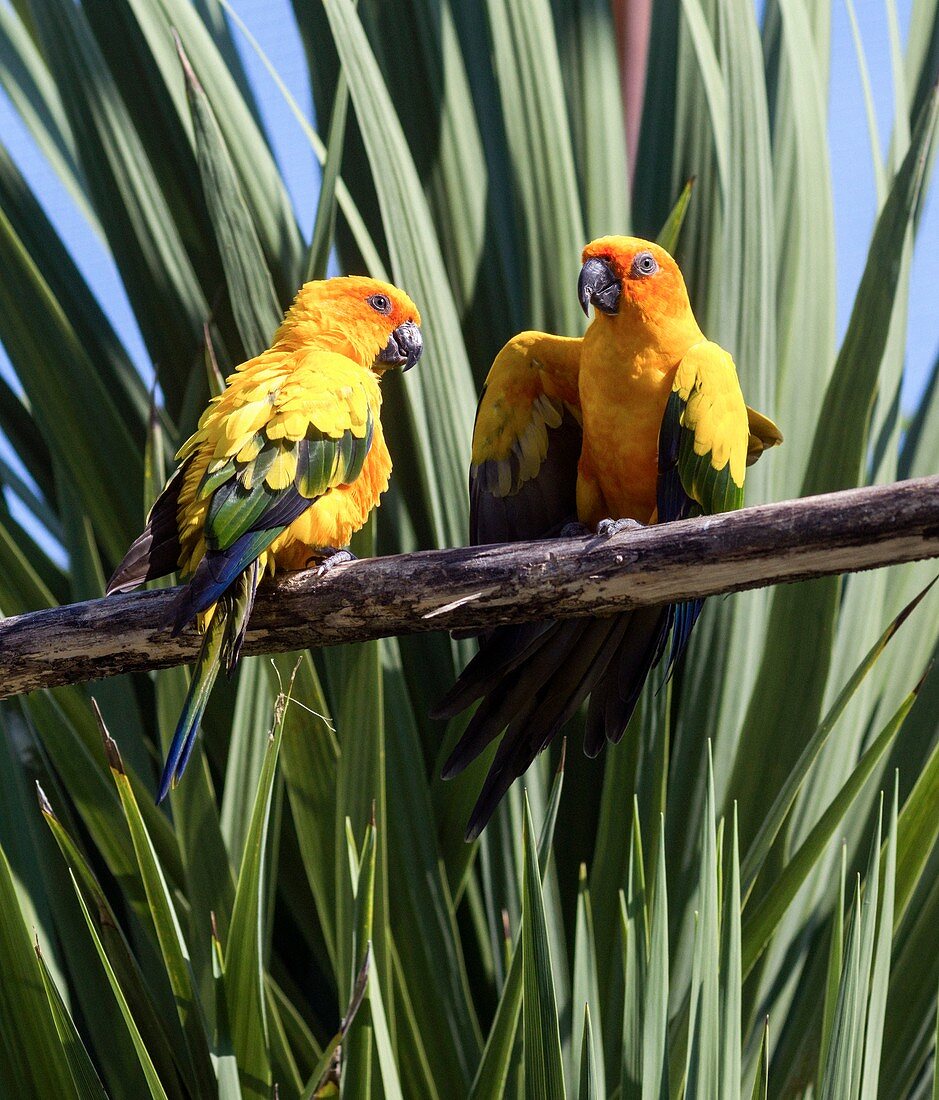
[158,610,225,802]
[434,606,675,839]
[158,561,261,802]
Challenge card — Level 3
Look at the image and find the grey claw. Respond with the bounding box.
[596,517,644,539]
[312,548,357,577]
[559,522,592,539]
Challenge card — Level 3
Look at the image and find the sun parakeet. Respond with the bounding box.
[434,236,781,838]
[108,276,422,800]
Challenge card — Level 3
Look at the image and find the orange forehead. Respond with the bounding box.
[581,236,674,280]
[298,275,421,327]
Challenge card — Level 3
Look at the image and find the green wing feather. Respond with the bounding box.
[656,341,755,676]
[200,405,375,552]
[206,477,282,550]
[677,429,744,514]
[666,341,750,518]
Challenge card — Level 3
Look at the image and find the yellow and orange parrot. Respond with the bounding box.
[434,236,781,838]
[108,276,422,801]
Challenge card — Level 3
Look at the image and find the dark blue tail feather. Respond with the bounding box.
[171,528,280,634]
[662,598,704,681]
[157,611,225,802]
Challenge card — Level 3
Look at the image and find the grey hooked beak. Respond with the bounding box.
[578,257,621,316]
[376,320,423,372]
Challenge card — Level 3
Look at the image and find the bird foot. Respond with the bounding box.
[596,517,644,538]
[306,547,358,577]
[559,521,593,539]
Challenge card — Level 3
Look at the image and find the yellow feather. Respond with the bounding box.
[265,447,298,490]
[236,435,264,463]
[176,432,201,462]
[535,392,563,430]
[224,400,271,442]
[676,341,748,487]
[266,411,309,441]
[169,303,402,591]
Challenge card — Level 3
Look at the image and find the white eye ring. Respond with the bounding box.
[367,294,392,315]
[631,252,658,278]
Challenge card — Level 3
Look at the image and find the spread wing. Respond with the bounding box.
[434,331,583,784]
[469,331,582,545]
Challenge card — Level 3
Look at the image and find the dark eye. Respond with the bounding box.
[367,294,392,315]
[630,251,658,278]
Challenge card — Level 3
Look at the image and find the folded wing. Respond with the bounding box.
[656,339,761,670]
[107,350,378,642]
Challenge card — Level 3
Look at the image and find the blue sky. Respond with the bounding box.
[0,0,936,460]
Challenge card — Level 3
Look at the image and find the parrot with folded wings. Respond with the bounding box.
[108,276,422,801]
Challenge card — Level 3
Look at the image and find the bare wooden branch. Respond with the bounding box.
[1,476,937,698]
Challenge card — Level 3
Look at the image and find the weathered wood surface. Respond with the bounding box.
[1,476,937,698]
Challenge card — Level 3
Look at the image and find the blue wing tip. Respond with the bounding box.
[156,767,175,804]
[171,583,223,636]
[157,708,201,803]
[157,726,187,803]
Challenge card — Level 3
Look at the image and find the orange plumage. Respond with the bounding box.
[107,275,422,800]
[438,236,781,837]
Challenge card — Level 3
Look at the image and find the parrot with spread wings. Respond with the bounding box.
[107,276,422,801]
[434,236,781,838]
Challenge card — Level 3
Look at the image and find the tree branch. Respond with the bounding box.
[1,476,937,698]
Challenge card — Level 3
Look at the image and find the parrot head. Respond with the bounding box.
[578,236,693,331]
[276,275,423,372]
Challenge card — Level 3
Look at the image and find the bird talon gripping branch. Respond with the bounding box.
[558,521,593,539]
[314,548,358,578]
[106,277,422,801]
[435,235,783,839]
[596,517,644,539]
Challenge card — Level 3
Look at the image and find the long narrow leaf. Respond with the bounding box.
[739,582,932,898]
[734,84,939,846]
[224,675,294,1099]
[96,705,216,1097]
[0,842,80,1098]
[322,0,477,549]
[571,865,604,1098]
[70,870,169,1100]
[741,677,921,977]
[719,807,742,1099]
[859,775,898,1099]
[35,941,108,1099]
[306,69,348,282]
[577,1003,598,1100]
[177,32,279,356]
[522,795,566,1100]
[642,817,668,1100]
[37,782,187,1094]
